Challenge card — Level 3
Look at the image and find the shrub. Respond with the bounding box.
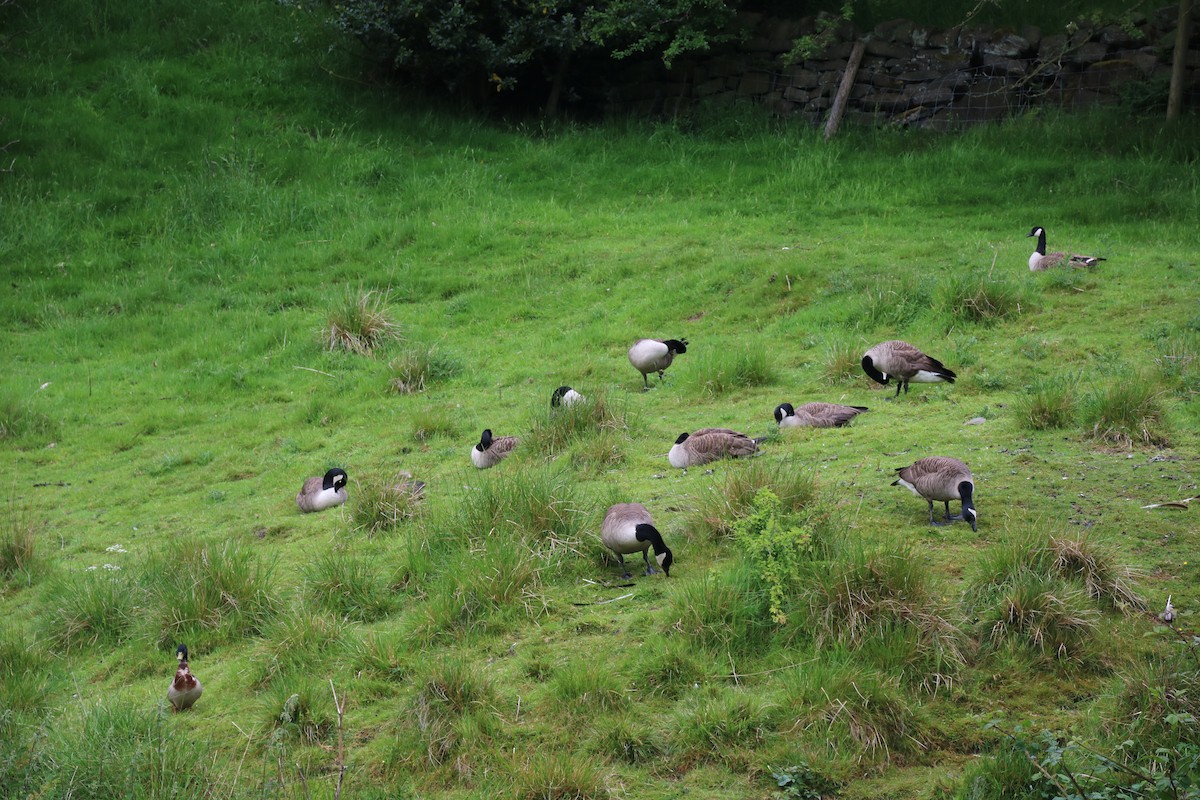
[303,548,396,622]
[140,537,278,648]
[939,273,1029,325]
[1080,375,1167,447]
[387,343,461,393]
[324,286,401,355]
[734,489,814,624]
[1019,375,1078,430]
[347,471,425,536]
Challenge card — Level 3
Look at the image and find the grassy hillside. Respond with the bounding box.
[2,1,1199,798]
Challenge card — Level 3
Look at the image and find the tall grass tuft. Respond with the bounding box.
[801,547,964,684]
[967,530,1144,613]
[821,339,863,384]
[30,703,217,798]
[594,713,664,765]
[686,345,775,397]
[409,405,463,443]
[938,273,1029,325]
[1155,334,1199,395]
[456,468,587,550]
[256,607,348,686]
[140,537,278,648]
[780,659,924,759]
[526,389,629,457]
[0,501,43,587]
[548,656,629,713]
[0,626,58,714]
[1079,374,1167,447]
[856,275,934,329]
[303,548,396,622]
[1102,649,1200,758]
[687,458,819,540]
[412,655,496,766]
[507,751,611,800]
[263,677,336,745]
[324,286,401,355]
[625,635,707,700]
[347,471,426,536]
[974,570,1100,662]
[667,562,773,654]
[1019,375,1079,430]
[40,569,139,651]
[0,392,58,447]
[671,685,777,764]
[387,342,461,393]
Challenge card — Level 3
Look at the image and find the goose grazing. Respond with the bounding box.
[892,456,977,531]
[862,340,956,398]
[1027,226,1106,271]
[774,401,869,429]
[1161,595,1176,624]
[167,644,203,712]
[628,338,688,390]
[668,429,760,473]
[296,468,348,513]
[471,428,520,469]
[550,385,585,409]
[601,503,673,579]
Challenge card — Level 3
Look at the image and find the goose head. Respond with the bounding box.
[323,468,348,492]
[477,429,493,451]
[959,481,978,532]
[773,402,796,424]
[861,355,888,385]
[664,338,688,355]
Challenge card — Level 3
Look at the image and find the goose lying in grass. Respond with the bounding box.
[471,428,520,469]
[628,338,688,390]
[296,468,348,513]
[892,456,977,531]
[601,503,672,579]
[862,340,956,398]
[774,401,869,428]
[550,385,585,408]
[168,644,203,712]
[1026,226,1106,271]
[668,429,760,473]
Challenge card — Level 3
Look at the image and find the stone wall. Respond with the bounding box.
[613,5,1199,127]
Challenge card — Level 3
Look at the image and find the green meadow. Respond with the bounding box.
[2,1,1199,798]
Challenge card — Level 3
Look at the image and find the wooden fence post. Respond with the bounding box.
[824,41,866,140]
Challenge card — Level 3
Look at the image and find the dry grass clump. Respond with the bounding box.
[324,287,401,355]
[1080,375,1168,447]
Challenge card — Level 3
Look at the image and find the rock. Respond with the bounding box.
[783,85,811,103]
[1072,42,1111,64]
[981,54,1027,77]
[965,417,986,425]
[789,67,819,88]
[983,33,1032,58]
[1039,34,1069,60]
[859,90,913,112]
[865,39,913,59]
[737,71,773,95]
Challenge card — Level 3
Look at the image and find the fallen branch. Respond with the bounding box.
[294,366,336,378]
[1141,497,1195,510]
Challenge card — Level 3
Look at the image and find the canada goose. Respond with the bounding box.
[1161,596,1176,623]
[862,340,956,398]
[668,429,760,473]
[774,401,869,428]
[601,503,673,578]
[1026,226,1106,271]
[550,385,585,409]
[628,338,688,390]
[296,468,348,513]
[471,428,519,469]
[891,456,977,531]
[167,644,203,712]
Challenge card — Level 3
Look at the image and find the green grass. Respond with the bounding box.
[1,0,1198,797]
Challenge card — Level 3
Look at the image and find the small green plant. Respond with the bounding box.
[347,471,425,536]
[734,489,813,624]
[595,713,663,764]
[1020,375,1079,430]
[1080,375,1167,447]
[409,405,462,442]
[324,286,401,355]
[0,626,58,714]
[1155,334,1198,395]
[672,685,777,764]
[387,342,461,393]
[456,468,586,550]
[256,608,348,686]
[411,655,496,766]
[770,762,840,799]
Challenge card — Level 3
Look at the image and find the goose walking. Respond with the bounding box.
[601,503,673,578]
[774,401,869,428]
[471,428,519,469]
[668,429,760,473]
[1027,226,1105,271]
[167,644,203,712]
[628,338,688,390]
[892,456,977,531]
[296,468,348,513]
[862,340,956,398]
[550,385,585,409]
